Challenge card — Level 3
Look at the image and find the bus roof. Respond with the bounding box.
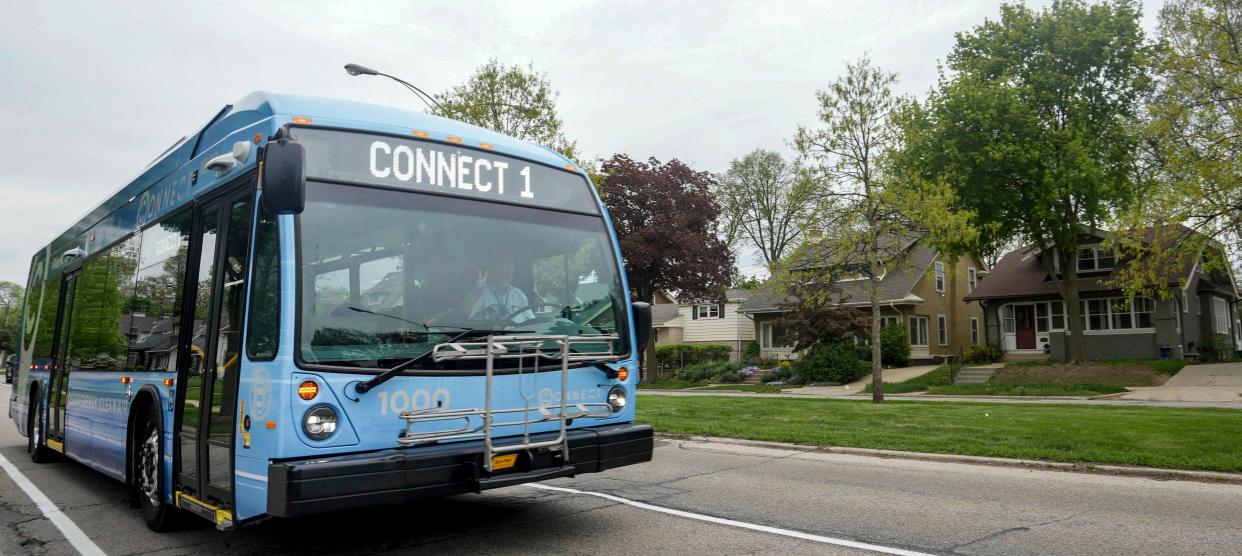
[32,91,579,274]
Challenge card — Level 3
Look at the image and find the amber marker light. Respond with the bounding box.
[617,367,629,382]
[253,133,263,143]
[291,116,313,125]
[298,380,319,401]
[479,142,494,150]
[563,164,578,172]
[446,136,463,144]
[120,376,131,384]
[265,421,277,429]
[163,378,175,387]
[413,130,430,138]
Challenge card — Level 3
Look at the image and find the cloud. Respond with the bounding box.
[0,0,1163,283]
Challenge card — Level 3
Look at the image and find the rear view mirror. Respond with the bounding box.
[261,139,305,215]
[632,301,653,353]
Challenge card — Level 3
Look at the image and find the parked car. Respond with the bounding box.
[4,354,15,384]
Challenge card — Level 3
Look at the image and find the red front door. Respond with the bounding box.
[1014,305,1036,349]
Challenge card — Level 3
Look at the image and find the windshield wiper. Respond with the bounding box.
[354,327,532,395]
[347,306,472,333]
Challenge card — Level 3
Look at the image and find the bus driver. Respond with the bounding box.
[458,256,535,324]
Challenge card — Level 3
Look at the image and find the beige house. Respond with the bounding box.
[653,289,756,362]
[738,233,987,363]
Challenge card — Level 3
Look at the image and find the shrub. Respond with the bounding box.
[762,364,795,383]
[738,366,758,380]
[674,361,741,383]
[1200,334,1235,362]
[964,344,1004,364]
[794,342,869,384]
[880,324,910,367]
[656,343,733,369]
[743,340,760,360]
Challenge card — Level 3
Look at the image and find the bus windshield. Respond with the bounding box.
[298,182,628,370]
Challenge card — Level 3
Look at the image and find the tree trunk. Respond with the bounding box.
[870,272,884,403]
[1045,246,1087,364]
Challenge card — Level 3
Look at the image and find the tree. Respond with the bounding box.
[1117,0,1242,291]
[0,281,24,353]
[791,56,912,402]
[895,0,1153,364]
[716,150,820,272]
[433,59,578,160]
[599,154,735,303]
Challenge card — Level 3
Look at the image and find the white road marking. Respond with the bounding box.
[527,483,934,556]
[0,451,107,556]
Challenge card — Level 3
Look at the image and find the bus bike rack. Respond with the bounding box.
[395,334,621,472]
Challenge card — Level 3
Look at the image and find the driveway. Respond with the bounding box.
[793,364,942,397]
[1116,362,1242,403]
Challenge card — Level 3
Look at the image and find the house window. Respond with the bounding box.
[967,267,977,292]
[1001,305,1015,334]
[937,314,948,345]
[1214,297,1231,333]
[1078,297,1157,331]
[1036,303,1049,332]
[880,315,900,329]
[934,261,945,292]
[695,304,721,319]
[970,317,980,346]
[1050,301,1065,330]
[909,316,929,347]
[761,322,788,348]
[1077,246,1116,272]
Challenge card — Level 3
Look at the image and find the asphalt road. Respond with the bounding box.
[1,383,1240,555]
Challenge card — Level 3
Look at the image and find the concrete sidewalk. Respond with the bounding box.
[1113,362,1242,403]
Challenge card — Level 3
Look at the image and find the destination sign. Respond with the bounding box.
[294,128,598,214]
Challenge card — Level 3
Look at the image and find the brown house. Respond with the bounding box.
[739,233,988,363]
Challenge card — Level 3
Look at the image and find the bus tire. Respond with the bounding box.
[136,403,179,531]
[27,387,52,463]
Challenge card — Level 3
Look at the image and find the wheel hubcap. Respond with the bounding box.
[139,428,159,506]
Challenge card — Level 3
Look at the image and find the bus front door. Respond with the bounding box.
[175,188,253,508]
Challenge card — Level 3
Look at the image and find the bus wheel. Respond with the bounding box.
[136,404,178,531]
[27,389,52,463]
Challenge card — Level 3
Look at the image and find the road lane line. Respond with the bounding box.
[527,483,934,556]
[0,452,107,556]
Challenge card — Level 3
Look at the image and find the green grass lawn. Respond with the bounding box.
[863,365,953,393]
[639,379,705,390]
[638,396,1242,472]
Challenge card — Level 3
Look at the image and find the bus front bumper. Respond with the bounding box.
[266,422,653,517]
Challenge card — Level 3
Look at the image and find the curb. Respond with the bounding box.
[661,434,1242,485]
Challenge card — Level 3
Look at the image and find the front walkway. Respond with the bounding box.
[1113,362,1242,403]
[794,364,942,397]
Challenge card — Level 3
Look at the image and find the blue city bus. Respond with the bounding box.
[8,92,654,530]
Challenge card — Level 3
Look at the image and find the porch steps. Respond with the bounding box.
[954,367,998,384]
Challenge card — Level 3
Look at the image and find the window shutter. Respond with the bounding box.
[692,306,698,320]
[718,303,725,318]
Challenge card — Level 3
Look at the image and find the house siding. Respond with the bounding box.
[658,301,755,362]
[906,253,986,359]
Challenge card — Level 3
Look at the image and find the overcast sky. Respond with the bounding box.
[0,0,1161,285]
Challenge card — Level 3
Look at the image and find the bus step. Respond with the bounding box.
[175,491,234,531]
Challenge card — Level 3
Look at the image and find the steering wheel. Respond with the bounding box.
[502,303,567,326]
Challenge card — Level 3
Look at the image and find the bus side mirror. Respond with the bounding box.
[632,301,653,353]
[261,139,305,215]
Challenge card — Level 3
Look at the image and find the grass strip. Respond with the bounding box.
[638,396,1242,472]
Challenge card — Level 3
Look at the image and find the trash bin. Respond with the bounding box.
[1159,345,1172,359]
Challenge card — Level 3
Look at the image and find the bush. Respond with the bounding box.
[674,361,742,383]
[794,342,869,385]
[880,324,910,367]
[1200,334,1235,362]
[743,340,760,360]
[763,365,795,383]
[964,344,1004,364]
[656,343,733,369]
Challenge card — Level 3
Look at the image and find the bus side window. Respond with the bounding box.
[128,211,192,372]
[247,208,280,360]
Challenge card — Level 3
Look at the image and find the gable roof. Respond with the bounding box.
[964,225,1229,301]
[738,233,939,313]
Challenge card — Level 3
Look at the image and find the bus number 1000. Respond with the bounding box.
[376,388,452,415]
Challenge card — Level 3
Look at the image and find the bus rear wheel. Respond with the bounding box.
[27,388,52,463]
[136,404,179,531]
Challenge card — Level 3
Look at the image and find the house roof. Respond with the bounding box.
[652,303,681,326]
[964,225,1223,301]
[738,233,939,313]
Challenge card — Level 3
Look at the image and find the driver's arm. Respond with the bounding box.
[510,288,536,323]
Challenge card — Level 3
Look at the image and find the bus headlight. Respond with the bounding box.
[607,386,627,413]
[303,405,338,440]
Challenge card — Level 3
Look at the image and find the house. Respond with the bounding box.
[652,288,756,362]
[738,233,988,363]
[963,226,1241,360]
